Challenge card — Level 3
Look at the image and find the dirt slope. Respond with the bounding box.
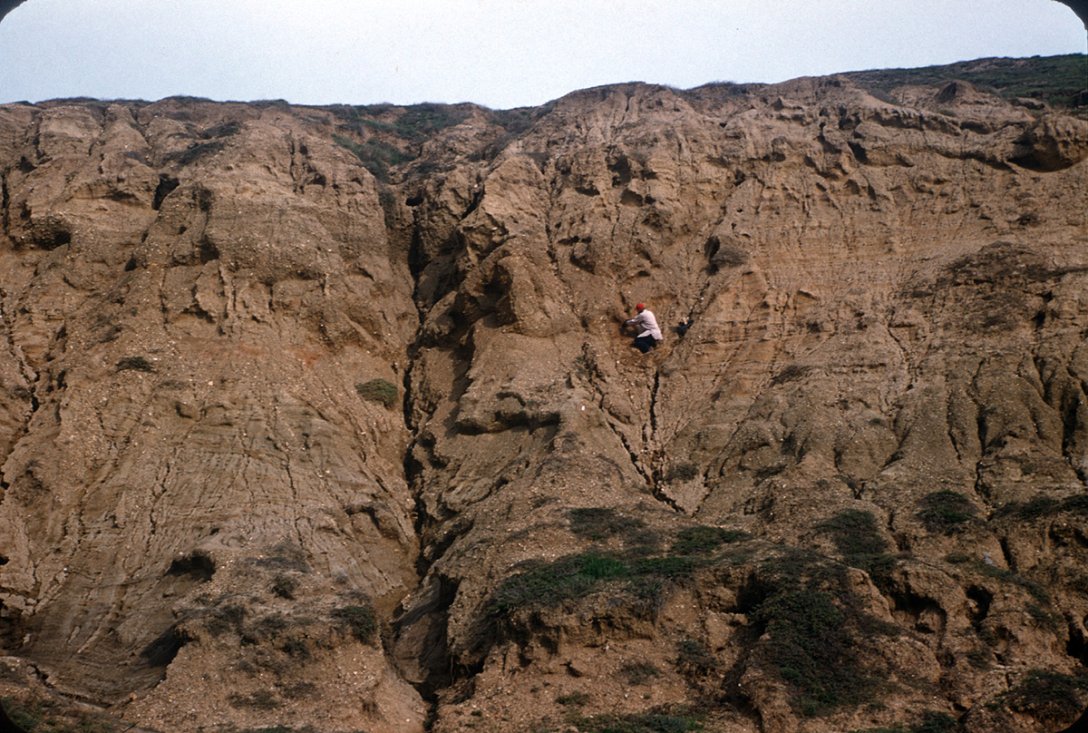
[0,60,1086,733]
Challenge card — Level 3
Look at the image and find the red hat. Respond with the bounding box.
[635,303,645,311]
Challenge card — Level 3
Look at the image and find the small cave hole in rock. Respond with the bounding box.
[966,586,993,628]
[406,194,424,207]
[198,237,220,264]
[141,625,189,668]
[152,175,179,211]
[167,551,215,582]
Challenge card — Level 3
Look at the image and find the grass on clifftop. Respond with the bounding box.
[842,54,1087,109]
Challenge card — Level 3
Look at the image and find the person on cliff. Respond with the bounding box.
[624,303,663,353]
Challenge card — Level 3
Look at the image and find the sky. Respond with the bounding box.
[0,0,1084,110]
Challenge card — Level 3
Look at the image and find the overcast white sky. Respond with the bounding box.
[0,0,1084,109]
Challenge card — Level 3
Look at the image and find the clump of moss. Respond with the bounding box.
[355,378,398,409]
[917,490,976,533]
[753,586,882,716]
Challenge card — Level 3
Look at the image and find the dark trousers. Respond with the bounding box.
[633,335,658,353]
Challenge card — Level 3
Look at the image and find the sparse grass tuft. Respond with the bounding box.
[355,378,399,409]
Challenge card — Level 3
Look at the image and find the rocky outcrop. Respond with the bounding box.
[0,61,1086,733]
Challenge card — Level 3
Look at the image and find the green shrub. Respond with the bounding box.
[556,691,591,706]
[917,491,976,533]
[911,712,957,733]
[491,548,698,616]
[816,509,895,586]
[1000,494,1088,519]
[355,378,398,409]
[572,708,703,733]
[165,140,225,166]
[332,604,378,644]
[334,135,411,181]
[621,661,660,685]
[569,508,645,542]
[675,637,718,677]
[672,526,748,555]
[1,695,121,733]
[752,587,879,716]
[746,551,898,718]
[665,462,699,482]
[973,563,1049,604]
[850,714,955,733]
[1001,669,1088,722]
[271,573,298,599]
[393,103,470,143]
[227,690,280,710]
[204,601,247,637]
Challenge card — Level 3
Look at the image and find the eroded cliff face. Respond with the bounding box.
[0,66,1086,733]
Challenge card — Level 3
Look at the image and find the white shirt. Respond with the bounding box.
[626,309,662,341]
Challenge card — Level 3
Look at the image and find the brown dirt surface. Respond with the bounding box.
[0,57,1086,733]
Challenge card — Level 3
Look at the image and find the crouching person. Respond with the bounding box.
[624,303,663,353]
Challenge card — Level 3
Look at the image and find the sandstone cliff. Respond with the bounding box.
[0,57,1086,733]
